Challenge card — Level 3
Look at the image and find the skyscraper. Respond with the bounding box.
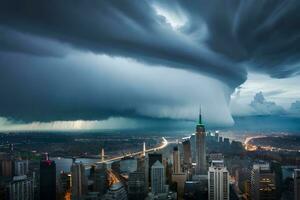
[182,138,192,167]
[196,109,206,175]
[14,160,29,176]
[40,158,56,200]
[1,159,13,178]
[151,160,165,194]
[173,146,181,174]
[208,160,229,200]
[251,162,276,200]
[295,169,300,200]
[71,161,88,200]
[148,153,162,186]
[128,172,146,200]
[92,163,107,196]
[8,175,34,200]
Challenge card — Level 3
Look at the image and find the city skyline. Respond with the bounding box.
[0,1,300,199]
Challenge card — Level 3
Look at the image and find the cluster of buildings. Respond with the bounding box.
[0,111,300,200]
[0,151,57,200]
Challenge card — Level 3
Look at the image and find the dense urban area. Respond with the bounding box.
[0,113,300,200]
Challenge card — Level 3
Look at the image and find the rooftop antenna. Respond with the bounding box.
[199,105,202,124]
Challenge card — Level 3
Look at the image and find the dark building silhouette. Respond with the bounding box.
[40,159,56,200]
[182,139,192,167]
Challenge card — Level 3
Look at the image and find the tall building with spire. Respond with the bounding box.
[196,108,207,175]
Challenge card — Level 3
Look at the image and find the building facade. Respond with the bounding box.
[71,161,88,200]
[40,159,56,200]
[151,160,165,194]
[173,146,181,174]
[128,172,146,200]
[251,162,276,200]
[208,160,229,200]
[8,175,34,200]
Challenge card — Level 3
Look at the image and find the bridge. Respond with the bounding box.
[97,137,168,164]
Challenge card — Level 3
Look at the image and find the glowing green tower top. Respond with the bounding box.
[197,106,204,127]
[196,106,205,131]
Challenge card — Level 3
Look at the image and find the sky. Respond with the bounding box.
[0,0,300,131]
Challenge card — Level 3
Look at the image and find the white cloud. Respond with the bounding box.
[249,92,285,115]
[230,72,300,116]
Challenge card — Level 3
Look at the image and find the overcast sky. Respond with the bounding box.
[0,0,300,131]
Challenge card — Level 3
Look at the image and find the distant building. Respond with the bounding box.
[137,156,146,173]
[208,153,224,164]
[0,153,13,178]
[148,153,162,186]
[208,160,229,200]
[190,134,196,162]
[196,109,206,175]
[71,161,88,200]
[171,173,187,200]
[103,182,127,200]
[214,132,219,142]
[111,161,121,174]
[7,175,34,200]
[223,138,230,146]
[14,160,29,176]
[92,163,107,196]
[182,138,192,167]
[294,169,300,200]
[251,162,276,200]
[128,172,146,200]
[40,159,56,200]
[173,146,181,174]
[1,160,13,178]
[184,180,208,200]
[219,137,223,143]
[57,171,71,198]
[151,160,165,194]
[137,156,149,192]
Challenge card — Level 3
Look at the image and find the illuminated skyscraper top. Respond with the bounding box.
[197,106,205,130]
[196,106,207,175]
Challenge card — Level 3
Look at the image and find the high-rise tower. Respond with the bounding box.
[182,138,192,167]
[172,146,181,174]
[40,155,56,200]
[208,159,229,200]
[71,161,88,200]
[196,107,206,175]
[151,160,166,194]
[251,162,276,200]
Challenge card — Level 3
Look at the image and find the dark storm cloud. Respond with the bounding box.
[0,0,245,88]
[0,26,69,57]
[0,0,300,123]
[0,53,232,124]
[154,0,300,77]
